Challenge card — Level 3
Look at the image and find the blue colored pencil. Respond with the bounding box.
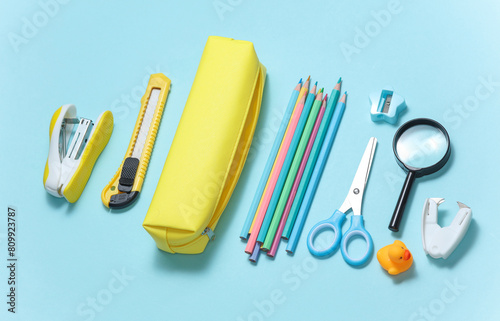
[256,84,318,245]
[282,79,342,239]
[249,243,260,263]
[286,93,347,254]
[239,79,302,239]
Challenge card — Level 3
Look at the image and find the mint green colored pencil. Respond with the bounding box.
[262,89,325,250]
[282,78,342,239]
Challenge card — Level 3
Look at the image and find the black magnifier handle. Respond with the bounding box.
[389,171,416,232]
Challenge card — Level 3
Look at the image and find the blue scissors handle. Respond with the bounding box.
[307,210,346,257]
[340,215,373,266]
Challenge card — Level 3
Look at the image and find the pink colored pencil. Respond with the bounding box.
[267,96,327,257]
[244,91,308,254]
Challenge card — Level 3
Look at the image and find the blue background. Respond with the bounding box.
[1,0,499,320]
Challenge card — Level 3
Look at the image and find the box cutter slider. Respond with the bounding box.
[422,198,472,259]
[101,73,171,209]
[43,105,114,203]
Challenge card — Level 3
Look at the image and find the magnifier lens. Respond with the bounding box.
[389,118,451,232]
[396,125,448,169]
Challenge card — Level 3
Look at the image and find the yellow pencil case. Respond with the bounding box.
[143,36,266,254]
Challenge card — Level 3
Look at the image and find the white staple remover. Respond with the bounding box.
[421,198,472,259]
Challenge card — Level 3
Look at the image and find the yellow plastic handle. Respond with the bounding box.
[101,73,171,208]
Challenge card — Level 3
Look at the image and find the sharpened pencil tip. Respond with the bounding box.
[337,77,342,84]
[333,79,342,91]
[340,92,347,104]
[315,89,323,100]
[310,82,317,94]
[321,94,328,107]
[303,76,311,90]
[294,80,302,91]
[314,81,318,86]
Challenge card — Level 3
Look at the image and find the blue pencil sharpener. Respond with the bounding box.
[369,87,407,124]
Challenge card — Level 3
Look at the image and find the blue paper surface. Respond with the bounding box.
[1,1,499,320]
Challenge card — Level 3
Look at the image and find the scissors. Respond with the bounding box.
[307,137,377,266]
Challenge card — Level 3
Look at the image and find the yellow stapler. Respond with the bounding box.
[43,105,114,203]
[101,73,171,209]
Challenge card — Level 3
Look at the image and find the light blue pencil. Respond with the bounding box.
[239,79,302,239]
[256,84,319,245]
[286,93,347,254]
[282,78,342,239]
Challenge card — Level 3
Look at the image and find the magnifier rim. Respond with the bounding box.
[392,118,451,177]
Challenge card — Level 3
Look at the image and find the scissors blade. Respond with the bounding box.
[340,137,377,216]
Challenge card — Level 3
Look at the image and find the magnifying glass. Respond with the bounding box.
[389,118,451,232]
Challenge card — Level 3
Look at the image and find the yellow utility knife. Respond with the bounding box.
[102,73,170,209]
